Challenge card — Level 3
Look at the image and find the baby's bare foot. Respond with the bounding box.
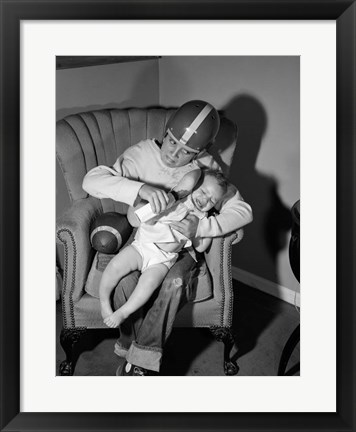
[100,301,113,320]
[103,309,127,328]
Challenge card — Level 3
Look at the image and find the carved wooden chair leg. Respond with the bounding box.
[59,328,87,376]
[210,326,239,376]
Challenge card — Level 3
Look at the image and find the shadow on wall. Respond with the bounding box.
[222,94,292,361]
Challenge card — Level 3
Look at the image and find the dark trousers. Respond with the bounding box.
[113,250,197,371]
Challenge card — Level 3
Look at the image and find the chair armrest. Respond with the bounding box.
[56,198,102,312]
[204,229,244,327]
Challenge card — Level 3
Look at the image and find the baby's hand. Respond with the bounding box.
[169,213,199,238]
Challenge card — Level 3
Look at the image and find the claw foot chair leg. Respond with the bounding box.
[210,326,239,376]
[59,328,87,376]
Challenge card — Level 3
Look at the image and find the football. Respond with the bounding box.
[90,212,132,254]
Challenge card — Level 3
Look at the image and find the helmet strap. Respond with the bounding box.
[166,130,200,154]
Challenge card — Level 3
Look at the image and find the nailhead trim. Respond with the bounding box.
[220,231,239,327]
[57,228,77,328]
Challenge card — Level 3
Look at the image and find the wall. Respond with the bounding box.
[159,56,300,293]
[56,58,160,216]
[56,59,160,121]
[56,59,160,265]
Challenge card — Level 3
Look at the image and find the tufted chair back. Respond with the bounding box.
[56,108,238,213]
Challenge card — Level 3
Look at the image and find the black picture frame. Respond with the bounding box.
[1,1,355,431]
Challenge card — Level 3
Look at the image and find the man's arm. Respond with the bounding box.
[82,156,144,206]
[83,151,170,212]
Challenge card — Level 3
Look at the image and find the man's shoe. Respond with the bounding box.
[118,361,156,376]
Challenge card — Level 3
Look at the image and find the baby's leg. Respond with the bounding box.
[99,245,142,321]
[104,263,169,328]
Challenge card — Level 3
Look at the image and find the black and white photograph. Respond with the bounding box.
[2,2,356,429]
[56,55,300,377]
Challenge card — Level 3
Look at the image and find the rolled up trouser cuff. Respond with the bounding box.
[114,341,129,359]
[126,341,163,372]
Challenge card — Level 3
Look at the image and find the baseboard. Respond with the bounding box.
[232,267,300,308]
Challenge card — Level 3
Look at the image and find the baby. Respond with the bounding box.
[99,168,228,328]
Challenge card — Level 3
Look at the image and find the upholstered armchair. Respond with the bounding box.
[56,107,243,376]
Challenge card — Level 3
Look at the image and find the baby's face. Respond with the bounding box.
[191,175,225,212]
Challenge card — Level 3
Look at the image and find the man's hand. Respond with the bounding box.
[138,184,170,214]
[169,213,199,238]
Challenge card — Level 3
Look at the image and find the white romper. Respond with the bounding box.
[132,195,206,272]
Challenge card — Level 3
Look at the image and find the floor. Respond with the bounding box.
[56,281,300,376]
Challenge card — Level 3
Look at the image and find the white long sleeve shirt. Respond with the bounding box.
[82,139,253,238]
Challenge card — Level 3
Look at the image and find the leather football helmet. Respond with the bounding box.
[166,100,220,153]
